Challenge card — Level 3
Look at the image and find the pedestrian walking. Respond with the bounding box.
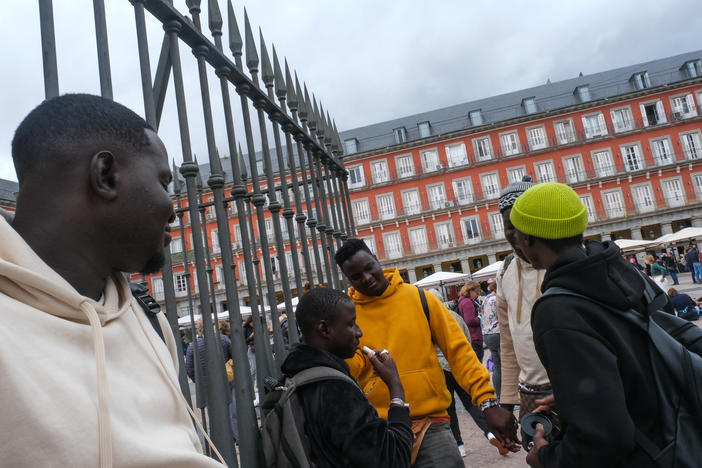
[685,245,701,283]
[459,281,485,363]
[481,282,501,401]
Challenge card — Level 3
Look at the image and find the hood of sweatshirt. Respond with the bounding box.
[348,268,403,305]
[0,217,132,325]
[281,343,352,377]
[541,241,647,312]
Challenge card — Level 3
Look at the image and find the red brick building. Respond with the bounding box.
[338,51,702,284]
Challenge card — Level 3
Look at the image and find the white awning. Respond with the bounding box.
[413,271,470,288]
[654,227,702,245]
[613,238,656,252]
[470,260,504,281]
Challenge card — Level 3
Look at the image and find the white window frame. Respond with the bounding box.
[526,125,547,151]
[631,183,655,214]
[472,136,493,161]
[602,189,625,218]
[460,216,482,244]
[452,178,474,205]
[563,155,586,183]
[488,211,504,239]
[362,236,377,255]
[408,226,429,254]
[554,119,576,145]
[170,237,183,254]
[347,165,365,188]
[211,229,220,253]
[418,121,431,138]
[395,154,415,178]
[592,149,615,177]
[639,99,667,127]
[670,93,697,119]
[445,142,468,167]
[691,172,702,201]
[499,131,521,156]
[376,193,396,220]
[382,231,403,259]
[370,159,390,184]
[649,137,674,166]
[427,183,447,210]
[175,274,188,294]
[681,131,702,160]
[393,127,408,144]
[434,222,454,248]
[507,166,527,183]
[620,143,644,172]
[401,189,422,215]
[579,194,596,222]
[151,277,164,300]
[420,148,441,173]
[582,112,608,138]
[661,177,686,207]
[344,138,358,154]
[610,106,633,133]
[534,160,556,183]
[351,198,371,225]
[480,172,501,200]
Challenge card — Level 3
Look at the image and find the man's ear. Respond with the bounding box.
[315,320,331,340]
[89,151,119,201]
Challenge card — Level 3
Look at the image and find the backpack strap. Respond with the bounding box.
[417,286,430,327]
[129,282,165,343]
[290,366,359,390]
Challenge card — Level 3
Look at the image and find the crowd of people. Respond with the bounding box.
[2,94,699,468]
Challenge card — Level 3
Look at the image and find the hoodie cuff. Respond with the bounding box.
[387,405,411,426]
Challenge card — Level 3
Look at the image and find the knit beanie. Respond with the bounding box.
[509,182,588,239]
[498,175,536,212]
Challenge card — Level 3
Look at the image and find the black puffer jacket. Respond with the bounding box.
[280,344,412,468]
[533,241,669,468]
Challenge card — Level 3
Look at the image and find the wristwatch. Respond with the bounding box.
[389,398,410,409]
[479,398,500,412]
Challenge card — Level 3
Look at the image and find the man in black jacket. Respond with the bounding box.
[509,182,665,468]
[280,287,413,467]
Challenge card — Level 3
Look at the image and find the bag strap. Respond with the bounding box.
[291,366,359,390]
[417,286,430,326]
[129,282,165,342]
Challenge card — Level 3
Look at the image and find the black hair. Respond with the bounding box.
[533,233,584,253]
[334,238,372,267]
[11,93,152,183]
[296,287,354,337]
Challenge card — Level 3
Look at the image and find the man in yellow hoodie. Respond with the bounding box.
[336,238,519,467]
[0,94,224,466]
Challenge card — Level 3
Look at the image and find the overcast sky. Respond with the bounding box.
[1,0,700,182]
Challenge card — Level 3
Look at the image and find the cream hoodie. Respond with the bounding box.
[0,217,223,467]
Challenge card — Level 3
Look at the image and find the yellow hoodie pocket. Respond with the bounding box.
[366,368,452,418]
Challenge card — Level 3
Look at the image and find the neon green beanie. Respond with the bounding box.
[509,182,588,239]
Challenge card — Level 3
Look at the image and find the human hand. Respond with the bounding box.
[525,423,548,467]
[368,349,404,400]
[484,406,521,452]
[534,394,555,413]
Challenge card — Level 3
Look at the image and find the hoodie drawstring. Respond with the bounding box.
[79,300,113,468]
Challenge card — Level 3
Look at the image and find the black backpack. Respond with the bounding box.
[540,276,702,468]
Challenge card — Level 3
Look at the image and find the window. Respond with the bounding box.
[265,219,274,242]
[232,225,241,250]
[554,120,576,145]
[393,127,408,144]
[582,113,607,138]
[371,160,389,183]
[211,229,220,253]
[489,212,504,239]
[170,237,183,254]
[621,144,644,172]
[409,227,429,254]
[348,165,364,188]
[480,173,501,199]
[631,72,651,90]
[343,138,358,154]
[522,97,537,115]
[611,107,633,133]
[640,101,666,127]
[692,173,702,200]
[632,184,655,213]
[563,155,585,183]
[215,265,224,285]
[362,236,377,255]
[351,199,370,225]
[420,149,441,172]
[651,138,673,165]
[376,194,396,220]
[427,184,447,210]
[446,143,468,167]
[684,60,702,78]
[461,216,481,244]
[671,94,697,119]
[285,252,294,276]
[395,154,415,178]
[469,110,483,126]
[579,195,596,222]
[435,222,454,248]
[151,277,164,300]
[534,161,556,182]
[473,137,493,161]
[602,190,625,218]
[575,85,591,102]
[383,231,403,259]
[238,260,246,283]
[593,150,615,177]
[527,126,547,150]
[500,132,521,156]
[662,178,685,207]
[452,178,474,205]
[507,166,527,183]
[175,274,188,294]
[682,132,702,160]
[418,121,431,138]
[401,189,422,215]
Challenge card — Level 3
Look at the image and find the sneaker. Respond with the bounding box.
[487,432,509,456]
[457,444,467,457]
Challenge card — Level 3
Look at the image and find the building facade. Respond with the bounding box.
[0,178,18,213]
[339,51,702,283]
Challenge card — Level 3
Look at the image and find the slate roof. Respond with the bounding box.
[0,178,18,203]
[339,50,702,155]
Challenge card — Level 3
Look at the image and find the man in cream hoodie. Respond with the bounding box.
[0,94,224,467]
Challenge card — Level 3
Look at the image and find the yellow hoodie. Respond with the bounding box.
[346,268,495,419]
[0,217,223,467]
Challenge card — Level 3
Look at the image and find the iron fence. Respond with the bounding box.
[37,1,354,466]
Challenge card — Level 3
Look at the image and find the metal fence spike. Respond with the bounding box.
[284,59,297,111]
[259,29,273,87]
[208,0,223,35]
[272,46,285,99]
[172,160,181,195]
[194,156,204,190]
[227,0,242,58]
[238,143,247,181]
[243,9,258,73]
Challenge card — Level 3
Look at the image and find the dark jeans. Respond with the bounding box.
[472,342,484,364]
[669,270,679,285]
[484,333,501,400]
[444,370,489,446]
[414,421,464,468]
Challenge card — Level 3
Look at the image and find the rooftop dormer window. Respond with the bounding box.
[418,121,431,138]
[683,60,702,78]
[469,110,483,126]
[344,138,358,154]
[575,85,591,102]
[522,97,537,115]
[631,72,651,90]
[393,127,408,144]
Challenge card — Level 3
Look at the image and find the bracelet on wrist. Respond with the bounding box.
[480,398,500,412]
[389,398,410,409]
